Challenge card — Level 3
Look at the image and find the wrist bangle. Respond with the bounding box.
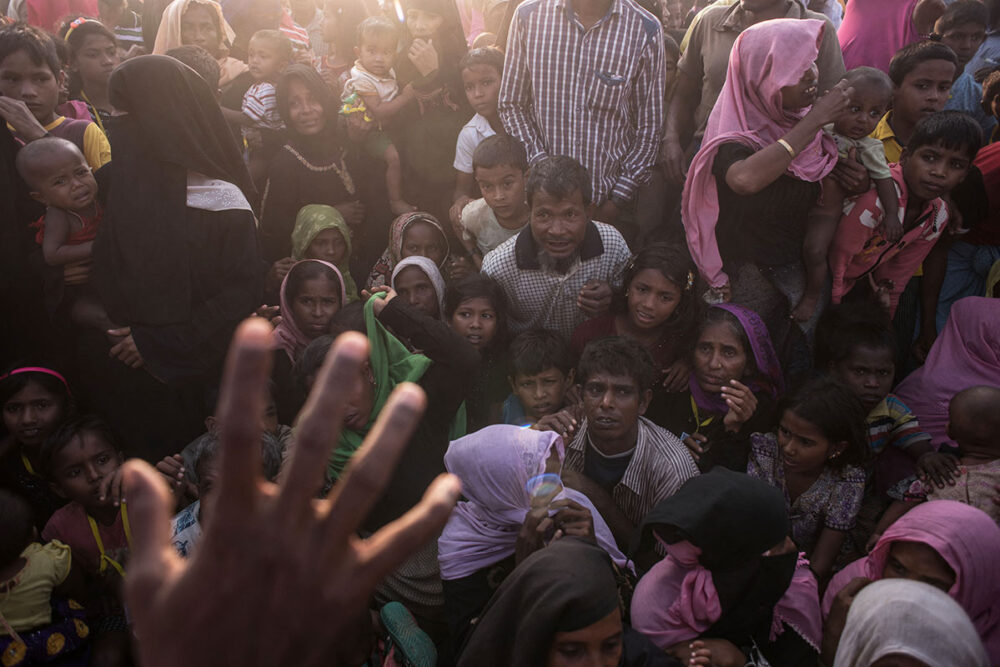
[777,138,796,159]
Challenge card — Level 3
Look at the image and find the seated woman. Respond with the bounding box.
[366,212,451,290]
[832,579,989,667]
[631,468,822,666]
[439,425,630,647]
[457,537,685,667]
[648,304,782,473]
[390,256,447,320]
[271,260,346,424]
[822,500,1000,664]
[571,243,701,394]
[289,204,359,303]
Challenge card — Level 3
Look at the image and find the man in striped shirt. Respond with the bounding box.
[497,0,666,226]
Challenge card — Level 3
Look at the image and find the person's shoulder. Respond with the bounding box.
[592,221,628,250]
[639,417,686,452]
[883,394,916,418]
[513,0,550,22]
[41,502,85,539]
[750,431,779,455]
[802,7,837,29]
[481,234,519,272]
[617,0,663,39]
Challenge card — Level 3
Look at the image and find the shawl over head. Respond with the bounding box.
[366,212,450,289]
[391,255,447,319]
[272,259,347,362]
[291,205,359,303]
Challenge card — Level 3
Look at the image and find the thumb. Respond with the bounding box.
[107,327,130,336]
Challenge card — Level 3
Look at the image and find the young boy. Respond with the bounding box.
[97,0,145,56]
[983,69,1000,143]
[341,16,416,215]
[794,67,901,322]
[936,0,997,137]
[873,40,959,163]
[453,134,529,267]
[0,23,110,171]
[502,329,576,426]
[241,29,292,184]
[830,111,983,315]
[450,46,504,226]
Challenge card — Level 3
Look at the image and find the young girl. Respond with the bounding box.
[0,367,74,530]
[366,211,450,289]
[748,376,869,582]
[58,17,120,131]
[445,274,508,430]
[290,204,359,302]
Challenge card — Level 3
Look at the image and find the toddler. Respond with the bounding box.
[794,68,900,322]
[242,29,293,184]
[341,16,417,215]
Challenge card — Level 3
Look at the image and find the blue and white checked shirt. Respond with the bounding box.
[498,0,666,205]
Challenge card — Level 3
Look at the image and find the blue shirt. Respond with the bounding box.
[945,72,997,138]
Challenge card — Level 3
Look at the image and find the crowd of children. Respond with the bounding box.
[2,0,1000,664]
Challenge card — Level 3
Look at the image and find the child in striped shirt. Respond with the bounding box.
[241,30,292,185]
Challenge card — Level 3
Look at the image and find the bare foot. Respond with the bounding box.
[790,293,820,323]
[390,200,418,216]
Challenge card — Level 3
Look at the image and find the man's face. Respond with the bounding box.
[582,372,650,445]
[529,188,588,260]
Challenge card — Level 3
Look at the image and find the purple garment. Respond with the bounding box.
[438,425,630,580]
[689,303,784,416]
[838,0,922,73]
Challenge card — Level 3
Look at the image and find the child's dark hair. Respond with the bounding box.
[58,16,117,97]
[445,274,508,349]
[981,69,1000,115]
[508,329,573,378]
[888,40,959,86]
[815,301,897,369]
[40,414,121,480]
[525,155,592,208]
[167,45,222,90]
[617,242,701,341]
[355,15,399,47]
[577,337,657,392]
[0,365,74,415]
[693,308,757,378]
[250,29,293,62]
[0,22,61,77]
[663,31,679,62]
[908,110,983,163]
[296,334,335,394]
[285,260,344,303]
[472,134,528,173]
[934,0,989,36]
[0,490,34,567]
[194,432,282,482]
[776,376,869,469]
[842,66,892,99]
[459,45,503,74]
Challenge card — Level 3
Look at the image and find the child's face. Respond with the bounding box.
[693,322,748,394]
[780,62,819,110]
[900,141,972,202]
[401,220,447,265]
[356,34,397,77]
[181,4,223,57]
[776,409,842,475]
[938,21,987,68]
[510,368,573,422]
[461,64,500,117]
[834,82,891,140]
[72,34,119,87]
[286,78,326,135]
[305,228,348,265]
[406,8,443,40]
[49,431,123,510]
[248,38,288,81]
[394,265,440,318]
[2,380,65,447]
[449,296,498,350]
[893,59,955,125]
[29,146,99,212]
[829,344,894,412]
[290,275,342,339]
[983,86,999,120]
[0,50,63,124]
[475,164,526,221]
[626,268,682,332]
[529,188,588,260]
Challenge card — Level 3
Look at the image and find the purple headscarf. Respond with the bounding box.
[438,425,630,580]
[689,303,784,415]
[272,259,347,362]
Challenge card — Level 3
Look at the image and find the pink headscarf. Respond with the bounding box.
[682,18,839,288]
[631,540,822,651]
[438,425,630,580]
[823,501,1000,663]
[272,259,347,362]
[895,297,1000,447]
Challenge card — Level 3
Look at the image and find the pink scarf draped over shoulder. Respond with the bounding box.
[682,18,839,288]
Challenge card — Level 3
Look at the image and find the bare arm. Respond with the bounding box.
[42,208,93,266]
[360,86,415,124]
[561,468,634,551]
[809,527,847,585]
[662,70,700,184]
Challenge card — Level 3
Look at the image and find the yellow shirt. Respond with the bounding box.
[0,541,71,633]
[871,112,903,164]
[41,117,112,171]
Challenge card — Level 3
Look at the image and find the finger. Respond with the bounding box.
[279,332,369,518]
[323,382,427,545]
[215,318,273,518]
[357,472,461,590]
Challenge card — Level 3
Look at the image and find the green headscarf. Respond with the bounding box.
[291,205,359,303]
[327,295,467,479]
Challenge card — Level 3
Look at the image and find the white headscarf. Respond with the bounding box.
[391,255,447,319]
[834,579,989,667]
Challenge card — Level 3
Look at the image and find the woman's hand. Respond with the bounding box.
[549,498,595,542]
[155,454,199,504]
[408,38,439,77]
[803,80,852,128]
[123,320,461,667]
[266,258,296,292]
[661,359,691,392]
[683,433,707,462]
[107,327,144,369]
[360,287,397,316]
[515,507,554,564]
[334,201,365,227]
[721,380,757,433]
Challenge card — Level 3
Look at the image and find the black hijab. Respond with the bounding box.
[458,538,622,666]
[635,469,797,651]
[276,64,344,159]
[95,55,255,326]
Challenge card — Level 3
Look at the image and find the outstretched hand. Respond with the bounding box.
[123,319,461,667]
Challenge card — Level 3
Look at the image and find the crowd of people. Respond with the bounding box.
[1,0,999,663]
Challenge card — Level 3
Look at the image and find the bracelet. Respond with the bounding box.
[777,138,796,159]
